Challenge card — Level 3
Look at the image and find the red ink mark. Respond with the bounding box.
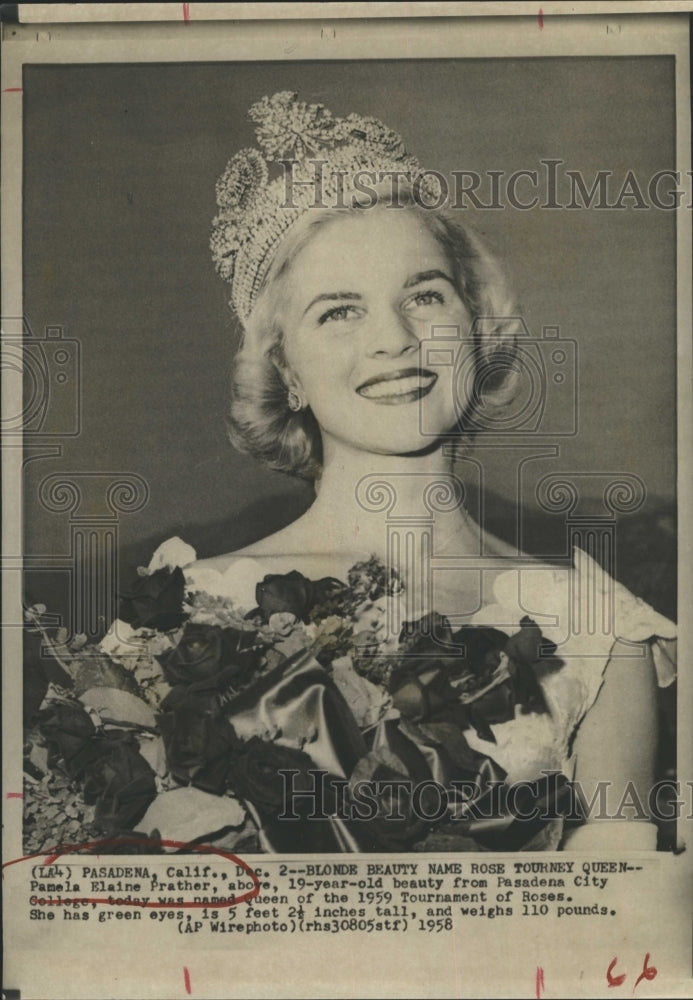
[3,88,23,93]
[607,958,627,988]
[538,9,544,29]
[535,966,545,998]
[182,3,190,23]
[6,792,23,799]
[183,967,192,995]
[633,953,657,991]
[2,837,260,909]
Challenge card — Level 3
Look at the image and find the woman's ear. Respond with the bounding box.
[268,343,306,408]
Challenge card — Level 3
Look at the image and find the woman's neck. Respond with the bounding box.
[302,438,480,563]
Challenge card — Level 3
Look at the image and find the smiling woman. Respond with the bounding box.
[226,192,518,482]
[23,88,677,858]
[176,92,676,853]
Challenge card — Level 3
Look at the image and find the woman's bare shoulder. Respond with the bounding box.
[189,521,368,582]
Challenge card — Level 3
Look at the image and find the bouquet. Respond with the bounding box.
[23,538,566,855]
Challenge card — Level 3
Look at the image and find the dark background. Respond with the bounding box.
[21,57,677,626]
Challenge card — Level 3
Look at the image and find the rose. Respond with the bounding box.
[399,612,455,657]
[504,616,556,710]
[389,613,463,720]
[227,737,317,817]
[82,737,157,831]
[389,665,459,721]
[158,691,240,794]
[388,615,554,738]
[157,623,262,693]
[350,750,434,849]
[119,566,187,631]
[38,701,103,778]
[255,571,346,624]
[268,612,297,637]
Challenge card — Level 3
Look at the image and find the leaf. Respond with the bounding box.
[136,734,168,777]
[72,654,141,697]
[135,787,246,846]
[29,743,50,775]
[79,686,157,728]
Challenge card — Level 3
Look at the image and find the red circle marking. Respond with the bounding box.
[3,836,261,910]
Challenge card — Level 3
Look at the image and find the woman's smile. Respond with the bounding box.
[356,367,438,404]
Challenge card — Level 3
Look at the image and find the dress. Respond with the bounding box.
[181,543,676,853]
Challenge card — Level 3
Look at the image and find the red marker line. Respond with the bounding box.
[538,8,544,29]
[2,837,260,911]
[5,792,23,799]
[182,3,190,23]
[183,967,192,995]
[536,966,545,999]
[3,88,23,93]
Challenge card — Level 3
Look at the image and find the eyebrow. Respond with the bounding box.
[403,269,454,288]
[302,270,454,317]
[303,291,361,317]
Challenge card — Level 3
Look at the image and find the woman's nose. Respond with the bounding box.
[366,307,419,358]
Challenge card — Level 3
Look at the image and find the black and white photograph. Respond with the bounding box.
[2,6,692,999]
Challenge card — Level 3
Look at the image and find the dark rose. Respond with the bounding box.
[227,737,317,817]
[389,613,463,720]
[352,756,433,850]
[38,701,100,778]
[157,623,262,692]
[449,625,509,679]
[119,566,187,631]
[388,616,554,739]
[399,612,455,657]
[82,737,157,831]
[158,692,240,794]
[389,665,459,721]
[255,571,346,624]
[398,615,507,682]
[505,615,556,664]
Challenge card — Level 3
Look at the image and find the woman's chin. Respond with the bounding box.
[339,432,455,458]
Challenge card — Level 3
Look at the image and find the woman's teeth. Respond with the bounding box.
[358,373,437,400]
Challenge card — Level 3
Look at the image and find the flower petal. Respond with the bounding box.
[134,787,246,846]
[147,537,197,573]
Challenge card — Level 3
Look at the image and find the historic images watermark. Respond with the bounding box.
[277,769,690,825]
[281,159,692,212]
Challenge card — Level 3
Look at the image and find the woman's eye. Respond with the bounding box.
[318,304,360,325]
[407,289,445,309]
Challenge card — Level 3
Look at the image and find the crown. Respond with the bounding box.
[210,91,435,323]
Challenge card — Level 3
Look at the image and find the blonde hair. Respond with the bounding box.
[226,195,519,480]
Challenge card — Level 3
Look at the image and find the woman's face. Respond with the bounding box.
[280,209,473,458]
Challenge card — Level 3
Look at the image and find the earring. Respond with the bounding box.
[287,389,302,412]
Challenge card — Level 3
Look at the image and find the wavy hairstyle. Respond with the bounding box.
[226,191,519,481]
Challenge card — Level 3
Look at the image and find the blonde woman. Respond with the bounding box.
[175,92,676,853]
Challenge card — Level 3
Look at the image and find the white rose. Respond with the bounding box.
[146,536,197,573]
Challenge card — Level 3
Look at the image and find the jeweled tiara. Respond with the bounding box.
[210,91,435,324]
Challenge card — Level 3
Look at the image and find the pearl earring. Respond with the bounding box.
[287,390,302,412]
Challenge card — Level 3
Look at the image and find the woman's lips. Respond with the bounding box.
[356,369,438,404]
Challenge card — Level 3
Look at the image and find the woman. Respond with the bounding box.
[177,92,676,852]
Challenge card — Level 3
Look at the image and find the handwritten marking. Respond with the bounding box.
[183,967,192,995]
[182,3,190,22]
[5,792,23,799]
[538,8,544,29]
[2,836,260,909]
[633,953,657,992]
[3,88,23,93]
[535,966,545,998]
[607,958,627,988]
